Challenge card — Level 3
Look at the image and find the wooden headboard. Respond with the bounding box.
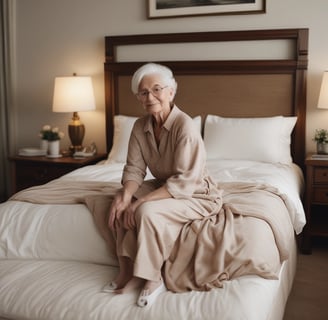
[104,29,308,169]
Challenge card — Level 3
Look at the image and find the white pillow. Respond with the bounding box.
[106,114,202,164]
[280,116,297,163]
[204,115,297,164]
[106,115,138,163]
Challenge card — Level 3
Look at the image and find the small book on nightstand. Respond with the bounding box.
[311,154,328,160]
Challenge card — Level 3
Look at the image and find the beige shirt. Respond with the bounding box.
[122,106,221,213]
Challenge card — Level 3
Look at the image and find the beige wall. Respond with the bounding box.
[14,0,328,154]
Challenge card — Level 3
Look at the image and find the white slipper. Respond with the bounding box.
[137,281,166,307]
[102,281,118,293]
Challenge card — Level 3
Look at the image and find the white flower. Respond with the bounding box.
[39,125,64,141]
[42,124,51,131]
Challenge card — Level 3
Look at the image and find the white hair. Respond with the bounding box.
[131,63,177,96]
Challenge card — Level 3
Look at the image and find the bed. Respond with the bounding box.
[0,28,308,320]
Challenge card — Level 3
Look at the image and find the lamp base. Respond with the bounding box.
[68,123,85,153]
[69,145,84,153]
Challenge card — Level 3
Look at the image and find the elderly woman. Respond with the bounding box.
[104,63,221,307]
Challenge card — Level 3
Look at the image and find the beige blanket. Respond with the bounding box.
[10,179,295,293]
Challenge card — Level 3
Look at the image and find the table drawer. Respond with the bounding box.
[313,187,328,204]
[314,167,328,183]
[15,164,72,191]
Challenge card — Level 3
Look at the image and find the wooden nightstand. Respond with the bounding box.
[302,155,328,253]
[9,153,107,194]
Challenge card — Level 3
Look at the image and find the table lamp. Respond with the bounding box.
[52,75,96,152]
[318,71,328,109]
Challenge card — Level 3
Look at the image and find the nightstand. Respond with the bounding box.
[9,153,107,194]
[302,155,328,253]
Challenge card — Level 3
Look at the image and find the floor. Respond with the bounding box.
[283,237,328,320]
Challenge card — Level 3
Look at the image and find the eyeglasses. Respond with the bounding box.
[137,85,168,99]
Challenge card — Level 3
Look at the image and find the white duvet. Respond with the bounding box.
[0,159,305,320]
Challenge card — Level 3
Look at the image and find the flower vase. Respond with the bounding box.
[40,139,48,151]
[48,140,60,157]
[317,142,328,155]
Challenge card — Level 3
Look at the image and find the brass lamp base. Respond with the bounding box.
[68,112,85,152]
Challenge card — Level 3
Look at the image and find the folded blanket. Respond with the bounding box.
[10,179,295,292]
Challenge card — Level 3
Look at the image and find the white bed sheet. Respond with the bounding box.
[0,159,303,320]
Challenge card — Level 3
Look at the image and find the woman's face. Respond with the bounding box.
[137,74,174,115]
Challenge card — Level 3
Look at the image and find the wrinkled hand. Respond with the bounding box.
[108,192,131,230]
[123,200,141,230]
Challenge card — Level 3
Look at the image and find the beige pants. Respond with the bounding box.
[115,198,205,282]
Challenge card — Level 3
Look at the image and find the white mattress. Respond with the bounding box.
[0,249,296,320]
[0,160,304,320]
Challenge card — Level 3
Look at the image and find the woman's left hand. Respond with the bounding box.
[123,199,141,230]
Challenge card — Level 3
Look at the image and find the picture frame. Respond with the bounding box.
[148,0,266,19]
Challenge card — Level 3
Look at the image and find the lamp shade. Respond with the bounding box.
[52,76,96,112]
[317,71,328,109]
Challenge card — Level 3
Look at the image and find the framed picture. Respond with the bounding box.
[148,0,266,19]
